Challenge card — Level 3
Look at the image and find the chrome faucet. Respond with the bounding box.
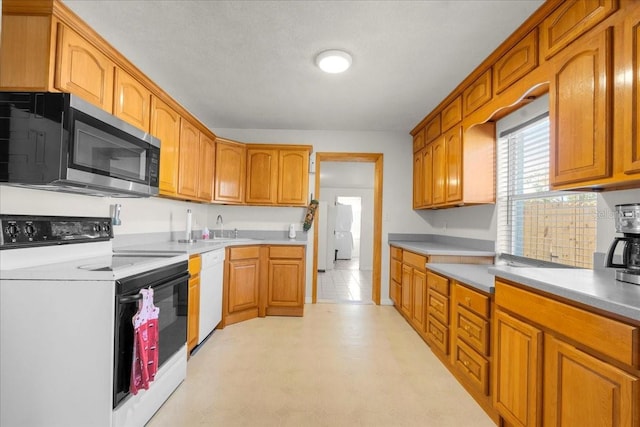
[216,214,224,238]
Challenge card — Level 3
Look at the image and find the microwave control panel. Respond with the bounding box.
[0,215,112,248]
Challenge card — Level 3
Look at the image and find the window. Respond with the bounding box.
[496,95,597,268]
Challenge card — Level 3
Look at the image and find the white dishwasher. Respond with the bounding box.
[198,248,225,344]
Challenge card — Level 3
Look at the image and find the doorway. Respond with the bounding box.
[312,153,383,304]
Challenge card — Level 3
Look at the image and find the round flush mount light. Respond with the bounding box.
[316,49,352,73]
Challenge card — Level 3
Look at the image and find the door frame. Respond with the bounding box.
[312,152,383,304]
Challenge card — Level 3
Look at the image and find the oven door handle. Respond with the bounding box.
[118,272,190,304]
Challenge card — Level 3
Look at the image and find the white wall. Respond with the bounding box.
[0,186,209,237]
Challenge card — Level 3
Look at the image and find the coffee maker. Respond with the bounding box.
[606,203,640,285]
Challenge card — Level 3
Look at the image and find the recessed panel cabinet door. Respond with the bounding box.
[549,27,613,187]
[197,133,215,202]
[114,68,151,132]
[543,335,638,427]
[177,119,200,199]
[277,150,309,206]
[151,97,181,196]
[493,309,543,427]
[55,23,114,112]
[246,148,278,204]
[624,7,640,174]
[215,140,246,204]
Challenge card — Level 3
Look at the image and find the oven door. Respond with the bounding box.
[113,263,189,408]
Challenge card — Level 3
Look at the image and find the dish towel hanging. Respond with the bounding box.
[130,288,160,395]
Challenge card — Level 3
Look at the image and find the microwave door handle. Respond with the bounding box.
[606,237,630,268]
[117,272,190,304]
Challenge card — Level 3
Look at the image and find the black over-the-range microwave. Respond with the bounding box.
[0,92,160,197]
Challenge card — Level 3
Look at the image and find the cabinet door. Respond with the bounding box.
[432,136,446,205]
[544,335,638,427]
[227,258,260,314]
[278,149,309,206]
[445,126,462,203]
[422,143,433,207]
[493,309,543,427]
[151,96,181,196]
[494,29,538,94]
[55,23,114,112]
[215,140,246,203]
[177,119,200,198]
[463,68,492,117]
[550,27,613,187]
[246,148,278,204]
[401,264,412,318]
[411,269,427,332]
[624,7,640,174]
[413,150,424,209]
[197,133,215,202]
[268,258,304,308]
[187,275,200,354]
[113,68,151,132]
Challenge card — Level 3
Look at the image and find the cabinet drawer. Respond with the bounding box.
[228,246,260,261]
[455,305,490,356]
[402,251,427,270]
[188,254,201,276]
[496,280,640,367]
[391,258,402,283]
[427,271,450,296]
[427,289,449,325]
[454,283,490,318]
[269,245,304,259]
[391,246,402,260]
[427,314,449,354]
[452,339,490,396]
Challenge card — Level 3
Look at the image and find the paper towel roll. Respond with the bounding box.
[186,209,192,241]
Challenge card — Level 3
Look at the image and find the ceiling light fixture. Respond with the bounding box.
[316,49,352,74]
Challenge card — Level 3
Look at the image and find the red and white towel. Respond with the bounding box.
[130,288,159,395]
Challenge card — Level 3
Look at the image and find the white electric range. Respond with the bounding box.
[0,215,189,427]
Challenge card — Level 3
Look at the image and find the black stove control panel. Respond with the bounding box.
[0,215,113,248]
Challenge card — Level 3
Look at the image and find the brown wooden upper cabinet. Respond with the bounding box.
[623,5,640,175]
[549,26,613,187]
[113,67,151,132]
[246,147,279,205]
[424,114,442,144]
[540,0,618,59]
[245,145,311,207]
[463,69,492,117]
[197,133,216,202]
[493,29,539,95]
[413,128,425,153]
[215,138,246,204]
[55,23,115,112]
[177,119,201,199]
[151,96,181,197]
[440,96,462,132]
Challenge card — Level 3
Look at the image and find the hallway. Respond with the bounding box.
[317,259,373,304]
[146,304,495,426]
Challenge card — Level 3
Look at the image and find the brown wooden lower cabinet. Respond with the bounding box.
[222,244,306,328]
[494,279,640,427]
[187,254,201,355]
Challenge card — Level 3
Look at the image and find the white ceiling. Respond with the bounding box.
[62,0,543,133]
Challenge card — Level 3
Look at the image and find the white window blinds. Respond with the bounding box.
[496,104,597,269]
